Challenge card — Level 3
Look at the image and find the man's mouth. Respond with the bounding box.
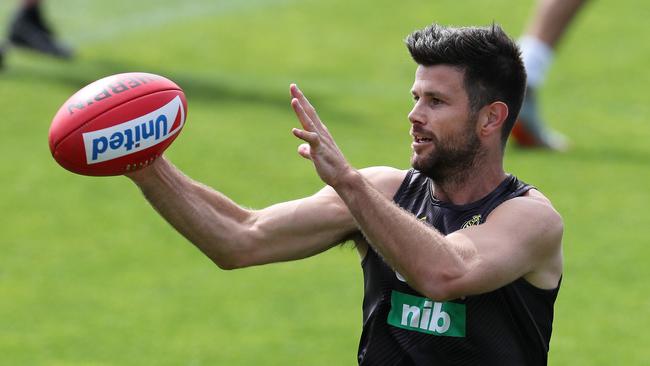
[411,131,433,144]
[413,135,433,143]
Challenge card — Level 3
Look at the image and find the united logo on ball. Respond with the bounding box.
[48,72,188,176]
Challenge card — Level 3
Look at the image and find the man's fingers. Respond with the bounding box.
[290,84,324,132]
[292,128,320,146]
[297,143,312,160]
[291,129,314,160]
[291,98,318,133]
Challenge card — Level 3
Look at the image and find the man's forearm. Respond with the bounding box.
[127,158,253,268]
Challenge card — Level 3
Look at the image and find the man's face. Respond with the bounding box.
[408,65,482,181]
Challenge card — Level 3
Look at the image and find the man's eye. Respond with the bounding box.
[430,98,443,106]
[412,96,420,102]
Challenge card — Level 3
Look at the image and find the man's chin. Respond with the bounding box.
[410,154,432,173]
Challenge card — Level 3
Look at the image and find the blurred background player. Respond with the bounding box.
[0,0,73,69]
[511,0,587,151]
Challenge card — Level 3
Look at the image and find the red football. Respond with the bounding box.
[49,72,187,176]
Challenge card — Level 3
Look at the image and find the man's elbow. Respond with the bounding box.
[213,258,243,270]
[418,278,463,302]
[208,248,254,270]
[414,259,480,301]
[200,215,273,270]
[201,232,259,270]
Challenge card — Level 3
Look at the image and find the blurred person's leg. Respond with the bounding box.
[511,0,586,151]
[5,0,73,60]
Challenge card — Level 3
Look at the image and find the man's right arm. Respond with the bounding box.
[126,157,362,269]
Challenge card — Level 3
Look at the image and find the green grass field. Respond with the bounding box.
[1,0,649,364]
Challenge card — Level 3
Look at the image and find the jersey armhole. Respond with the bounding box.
[392,169,415,203]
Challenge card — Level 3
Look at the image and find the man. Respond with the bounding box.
[127,24,563,365]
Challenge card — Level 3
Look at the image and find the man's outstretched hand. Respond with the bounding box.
[290,84,356,189]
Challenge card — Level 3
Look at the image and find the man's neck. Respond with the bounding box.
[431,161,507,205]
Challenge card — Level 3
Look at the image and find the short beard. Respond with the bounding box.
[411,116,484,186]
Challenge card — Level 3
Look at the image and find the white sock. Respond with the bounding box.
[518,36,554,88]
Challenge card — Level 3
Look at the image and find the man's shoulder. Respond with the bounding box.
[497,188,562,222]
[359,166,409,198]
[491,188,564,249]
[518,188,561,220]
[359,166,408,178]
[479,187,563,289]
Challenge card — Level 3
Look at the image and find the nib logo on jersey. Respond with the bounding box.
[82,96,185,164]
[387,290,466,337]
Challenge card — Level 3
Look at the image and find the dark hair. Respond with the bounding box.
[405,23,526,145]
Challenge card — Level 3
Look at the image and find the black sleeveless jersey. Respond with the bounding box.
[357,170,560,365]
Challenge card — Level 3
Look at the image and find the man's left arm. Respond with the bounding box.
[334,174,563,300]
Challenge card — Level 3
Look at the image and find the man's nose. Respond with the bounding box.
[408,103,425,125]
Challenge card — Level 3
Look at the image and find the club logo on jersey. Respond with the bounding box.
[387,290,466,337]
[461,214,482,229]
[82,96,185,164]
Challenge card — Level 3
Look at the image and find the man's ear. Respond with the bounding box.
[477,101,508,137]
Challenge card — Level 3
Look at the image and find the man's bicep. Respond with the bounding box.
[243,186,357,265]
[445,197,563,295]
[243,167,406,265]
